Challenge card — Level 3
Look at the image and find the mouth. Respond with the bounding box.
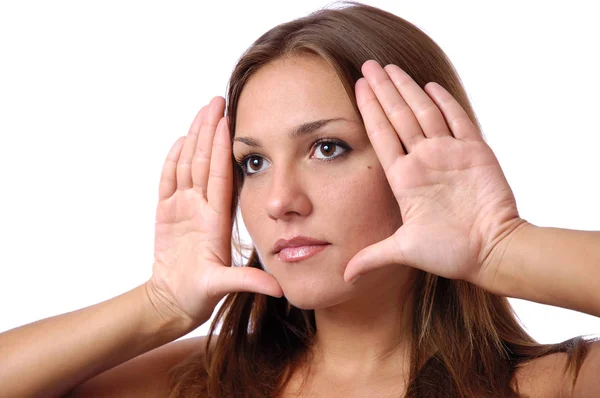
[277,244,330,262]
[272,236,331,263]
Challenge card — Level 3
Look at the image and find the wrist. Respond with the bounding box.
[476,222,600,317]
[141,281,197,338]
[476,219,533,297]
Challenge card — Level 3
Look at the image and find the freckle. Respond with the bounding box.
[367,165,372,170]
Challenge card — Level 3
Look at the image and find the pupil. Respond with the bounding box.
[322,143,334,156]
[251,158,261,170]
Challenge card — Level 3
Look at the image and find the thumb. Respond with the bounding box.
[343,233,406,283]
[212,266,284,299]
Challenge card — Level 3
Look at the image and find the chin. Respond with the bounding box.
[259,249,359,309]
[281,282,353,310]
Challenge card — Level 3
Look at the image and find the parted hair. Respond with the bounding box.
[168,3,592,397]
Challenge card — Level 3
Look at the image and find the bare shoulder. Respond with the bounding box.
[513,340,600,397]
[513,352,570,397]
[67,335,212,397]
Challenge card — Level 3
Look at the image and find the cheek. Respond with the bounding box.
[238,181,273,257]
[237,163,401,254]
[239,184,258,232]
[327,165,401,243]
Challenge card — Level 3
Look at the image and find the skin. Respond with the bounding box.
[66,51,600,396]
[3,53,598,396]
[230,54,600,394]
[233,55,417,385]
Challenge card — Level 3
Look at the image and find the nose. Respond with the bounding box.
[266,167,312,221]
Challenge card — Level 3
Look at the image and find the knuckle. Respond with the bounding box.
[176,162,191,174]
[192,150,211,164]
[387,101,410,120]
[448,115,467,130]
[414,102,438,120]
[369,119,391,138]
[356,90,377,108]
[389,73,411,92]
[370,75,388,91]
[209,170,229,181]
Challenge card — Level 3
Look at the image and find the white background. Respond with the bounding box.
[0,1,598,343]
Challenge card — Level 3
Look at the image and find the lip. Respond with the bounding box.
[272,236,331,263]
[272,236,330,254]
[277,244,329,262]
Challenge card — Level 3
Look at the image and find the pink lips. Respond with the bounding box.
[273,236,330,263]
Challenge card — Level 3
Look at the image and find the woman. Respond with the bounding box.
[1,3,598,397]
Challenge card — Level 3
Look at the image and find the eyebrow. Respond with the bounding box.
[234,118,347,148]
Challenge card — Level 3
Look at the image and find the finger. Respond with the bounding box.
[424,82,483,141]
[158,136,186,200]
[211,266,284,298]
[361,60,424,152]
[343,234,405,283]
[207,117,233,215]
[355,77,405,174]
[193,96,226,196]
[177,106,207,190]
[384,64,453,140]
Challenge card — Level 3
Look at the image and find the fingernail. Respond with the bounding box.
[347,274,361,284]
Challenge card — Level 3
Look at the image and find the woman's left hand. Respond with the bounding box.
[344,60,527,286]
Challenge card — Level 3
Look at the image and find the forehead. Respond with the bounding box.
[235,55,357,137]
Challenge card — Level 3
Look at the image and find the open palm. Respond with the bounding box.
[344,61,525,285]
[149,97,282,327]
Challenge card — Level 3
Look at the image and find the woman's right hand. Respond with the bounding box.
[147,96,283,329]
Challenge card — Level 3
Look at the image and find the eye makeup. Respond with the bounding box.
[234,137,352,177]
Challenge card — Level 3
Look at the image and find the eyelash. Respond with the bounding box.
[235,138,351,177]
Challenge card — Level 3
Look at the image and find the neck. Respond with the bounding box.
[309,266,418,381]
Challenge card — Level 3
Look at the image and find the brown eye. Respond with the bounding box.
[243,155,270,175]
[248,157,262,170]
[321,143,335,156]
[313,141,346,159]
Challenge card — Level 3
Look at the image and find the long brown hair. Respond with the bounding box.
[169,3,592,396]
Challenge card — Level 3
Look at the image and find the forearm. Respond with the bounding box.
[482,222,600,317]
[0,282,193,397]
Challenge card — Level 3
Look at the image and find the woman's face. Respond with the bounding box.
[233,55,403,309]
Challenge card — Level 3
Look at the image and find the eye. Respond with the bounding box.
[312,140,348,160]
[240,155,271,175]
